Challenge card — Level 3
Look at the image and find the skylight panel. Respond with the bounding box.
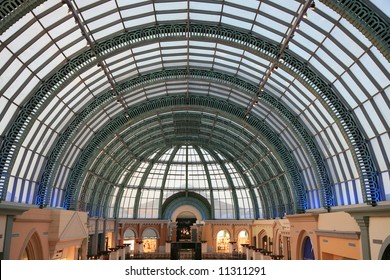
[80,1,117,21]
[39,5,69,28]
[190,12,220,22]
[13,76,40,106]
[7,22,44,53]
[190,1,222,12]
[124,15,156,29]
[360,53,389,90]
[0,10,34,42]
[157,13,187,22]
[252,24,283,43]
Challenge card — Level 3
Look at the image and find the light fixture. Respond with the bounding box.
[303,12,308,19]
[310,1,316,11]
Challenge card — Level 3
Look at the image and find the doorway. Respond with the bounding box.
[302,236,315,260]
[176,218,196,241]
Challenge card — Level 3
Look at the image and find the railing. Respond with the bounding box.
[124,252,246,260]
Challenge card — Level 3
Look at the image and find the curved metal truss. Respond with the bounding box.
[1,0,388,60]
[64,95,304,216]
[34,69,332,211]
[0,22,381,207]
[85,112,286,219]
[320,0,389,61]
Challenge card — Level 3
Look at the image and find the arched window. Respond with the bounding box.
[123,228,136,251]
[216,230,230,253]
[142,228,158,253]
[237,230,249,252]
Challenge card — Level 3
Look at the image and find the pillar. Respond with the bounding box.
[113,220,119,248]
[1,215,14,260]
[99,219,106,252]
[91,219,99,256]
[354,216,371,260]
[81,238,88,260]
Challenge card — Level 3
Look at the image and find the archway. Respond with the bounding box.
[216,230,230,253]
[142,228,159,253]
[237,230,250,252]
[258,230,269,252]
[176,211,197,241]
[302,236,315,260]
[381,243,390,260]
[20,231,43,260]
[123,228,137,251]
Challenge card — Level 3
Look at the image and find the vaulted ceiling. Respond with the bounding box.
[0,0,389,219]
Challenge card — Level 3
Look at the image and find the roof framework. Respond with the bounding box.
[0,0,389,219]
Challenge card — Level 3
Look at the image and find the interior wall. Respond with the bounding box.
[10,208,51,260]
[287,213,319,260]
[318,212,360,232]
[0,216,6,253]
[369,217,390,259]
[8,208,88,260]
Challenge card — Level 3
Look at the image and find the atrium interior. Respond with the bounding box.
[0,0,389,260]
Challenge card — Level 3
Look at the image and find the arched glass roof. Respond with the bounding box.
[117,144,256,220]
[0,0,389,219]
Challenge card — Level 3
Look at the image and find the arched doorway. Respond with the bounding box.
[216,230,230,253]
[123,228,136,251]
[237,230,250,252]
[258,230,268,251]
[302,236,315,260]
[176,211,197,241]
[381,244,390,260]
[21,231,43,260]
[142,228,158,253]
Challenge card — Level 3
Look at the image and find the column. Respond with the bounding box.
[113,220,119,248]
[354,216,371,260]
[91,219,99,256]
[99,219,107,252]
[81,238,88,260]
[1,215,14,260]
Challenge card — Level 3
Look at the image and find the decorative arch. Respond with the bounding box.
[296,230,315,260]
[215,229,232,253]
[378,235,390,260]
[258,230,269,251]
[19,229,44,260]
[274,229,283,256]
[161,191,212,221]
[141,227,159,239]
[123,227,138,240]
[170,205,203,222]
[236,229,250,252]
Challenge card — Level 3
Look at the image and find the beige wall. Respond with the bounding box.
[319,236,361,259]
[316,211,361,260]
[369,216,390,260]
[318,212,360,231]
[10,208,51,260]
[7,208,88,260]
[287,213,319,260]
[0,216,6,252]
